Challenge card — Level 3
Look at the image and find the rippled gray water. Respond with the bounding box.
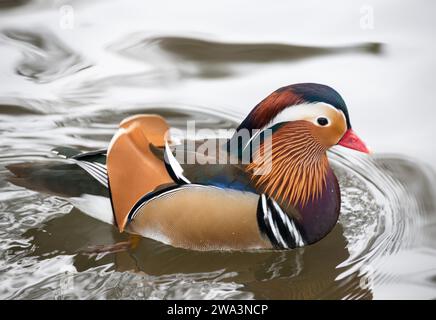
[1,0,436,299]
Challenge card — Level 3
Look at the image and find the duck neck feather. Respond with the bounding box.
[246,121,330,209]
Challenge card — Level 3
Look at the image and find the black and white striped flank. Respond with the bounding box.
[257,194,305,249]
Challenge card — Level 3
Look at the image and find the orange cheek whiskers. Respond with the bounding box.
[246,122,329,209]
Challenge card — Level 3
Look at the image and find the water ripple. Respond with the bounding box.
[0,105,435,299]
[0,28,91,83]
[109,34,382,79]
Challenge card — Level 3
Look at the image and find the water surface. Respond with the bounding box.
[1,0,436,299]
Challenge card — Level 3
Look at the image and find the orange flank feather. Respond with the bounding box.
[119,114,170,147]
[107,115,174,231]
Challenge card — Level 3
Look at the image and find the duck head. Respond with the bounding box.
[231,83,369,244]
[230,83,369,243]
[236,83,369,154]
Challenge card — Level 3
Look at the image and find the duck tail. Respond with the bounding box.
[7,162,62,195]
[6,160,108,198]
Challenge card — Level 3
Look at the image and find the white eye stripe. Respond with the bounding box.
[243,103,346,152]
[265,102,339,130]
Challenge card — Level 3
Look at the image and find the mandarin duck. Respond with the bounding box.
[7,83,369,251]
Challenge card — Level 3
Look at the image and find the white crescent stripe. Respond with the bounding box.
[260,195,305,248]
[271,198,305,247]
[261,194,287,248]
[164,141,191,184]
[129,184,221,220]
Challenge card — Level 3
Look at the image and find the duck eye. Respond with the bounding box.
[317,117,329,126]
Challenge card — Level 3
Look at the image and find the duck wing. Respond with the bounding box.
[149,138,257,192]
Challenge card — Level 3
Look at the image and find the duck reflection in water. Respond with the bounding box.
[20,208,372,299]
